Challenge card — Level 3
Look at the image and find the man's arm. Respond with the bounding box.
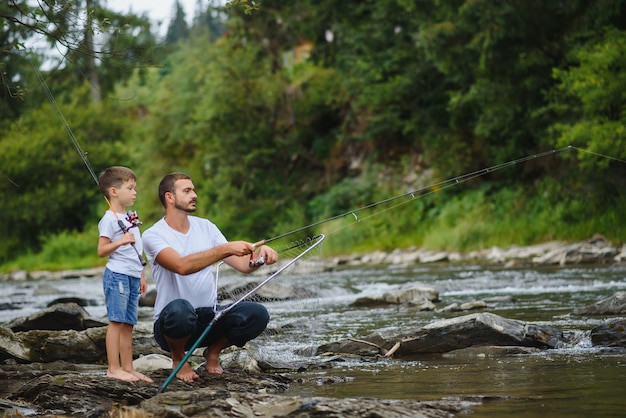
[155,241,257,275]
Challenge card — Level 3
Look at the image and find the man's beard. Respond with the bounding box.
[174,201,196,213]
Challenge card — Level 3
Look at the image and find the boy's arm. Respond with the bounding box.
[97,233,136,258]
[139,271,147,295]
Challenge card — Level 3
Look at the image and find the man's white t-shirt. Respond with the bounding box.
[142,216,228,320]
[98,210,144,277]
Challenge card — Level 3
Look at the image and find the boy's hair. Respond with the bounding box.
[158,172,191,207]
[98,166,137,198]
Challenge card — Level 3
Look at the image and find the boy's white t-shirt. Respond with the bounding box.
[98,210,144,277]
[142,216,228,320]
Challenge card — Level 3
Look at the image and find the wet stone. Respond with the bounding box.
[1,365,472,417]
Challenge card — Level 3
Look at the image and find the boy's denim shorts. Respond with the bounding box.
[103,267,140,325]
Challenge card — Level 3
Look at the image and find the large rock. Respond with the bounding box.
[318,312,567,357]
[0,323,161,364]
[571,291,626,316]
[4,302,106,332]
[0,302,161,363]
[3,368,476,417]
[531,236,619,265]
[590,319,626,348]
[351,285,439,310]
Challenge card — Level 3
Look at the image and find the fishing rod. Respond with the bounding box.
[30,57,146,267]
[262,146,580,244]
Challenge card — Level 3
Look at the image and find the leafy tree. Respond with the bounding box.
[122,23,343,241]
[425,0,623,177]
[295,1,448,177]
[1,0,159,110]
[0,83,136,262]
[0,0,37,120]
[552,27,626,164]
[165,0,190,44]
[548,27,626,207]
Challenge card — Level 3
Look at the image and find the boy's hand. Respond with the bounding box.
[118,232,136,246]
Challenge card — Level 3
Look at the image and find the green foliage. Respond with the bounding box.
[226,0,261,15]
[0,83,138,262]
[165,0,190,44]
[0,0,36,121]
[1,226,103,272]
[2,0,626,271]
[321,178,626,256]
[552,27,626,169]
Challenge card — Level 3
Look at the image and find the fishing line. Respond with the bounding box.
[264,147,569,243]
[30,55,146,266]
[264,145,622,243]
[2,173,20,188]
[29,57,99,185]
[568,146,626,165]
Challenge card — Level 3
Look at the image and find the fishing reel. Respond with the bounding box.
[125,211,143,231]
[249,255,265,268]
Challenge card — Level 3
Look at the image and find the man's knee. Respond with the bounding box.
[255,304,270,327]
[161,299,196,339]
[226,302,270,347]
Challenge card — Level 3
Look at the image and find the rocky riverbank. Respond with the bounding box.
[329,234,625,268]
[2,290,626,416]
[2,235,626,417]
[1,235,624,283]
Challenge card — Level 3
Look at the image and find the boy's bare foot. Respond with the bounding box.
[173,361,199,382]
[128,369,154,383]
[107,369,139,382]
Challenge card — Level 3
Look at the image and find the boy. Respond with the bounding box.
[97,166,153,382]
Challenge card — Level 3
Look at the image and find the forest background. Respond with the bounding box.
[1,0,626,272]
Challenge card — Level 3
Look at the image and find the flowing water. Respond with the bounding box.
[2,262,626,417]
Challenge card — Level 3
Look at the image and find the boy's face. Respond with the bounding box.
[112,179,137,207]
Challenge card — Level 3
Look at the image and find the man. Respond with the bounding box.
[143,172,278,382]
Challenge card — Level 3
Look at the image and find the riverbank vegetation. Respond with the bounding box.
[1,0,625,272]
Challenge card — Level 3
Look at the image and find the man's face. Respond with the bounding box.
[171,179,197,213]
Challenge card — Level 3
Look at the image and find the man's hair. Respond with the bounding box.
[98,166,137,198]
[158,172,191,207]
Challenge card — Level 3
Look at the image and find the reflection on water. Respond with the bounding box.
[281,353,626,417]
[270,263,626,417]
[2,262,626,416]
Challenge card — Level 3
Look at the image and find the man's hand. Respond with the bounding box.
[256,244,278,265]
[228,240,257,257]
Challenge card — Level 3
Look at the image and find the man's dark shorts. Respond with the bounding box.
[153,299,270,351]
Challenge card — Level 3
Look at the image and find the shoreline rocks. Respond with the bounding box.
[2,235,625,417]
[2,235,624,283]
[330,235,624,269]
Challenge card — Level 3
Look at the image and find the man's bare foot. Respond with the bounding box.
[127,369,154,383]
[174,361,199,382]
[205,360,224,374]
[203,347,224,374]
[107,368,139,382]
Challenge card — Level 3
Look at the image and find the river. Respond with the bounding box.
[2,261,626,417]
